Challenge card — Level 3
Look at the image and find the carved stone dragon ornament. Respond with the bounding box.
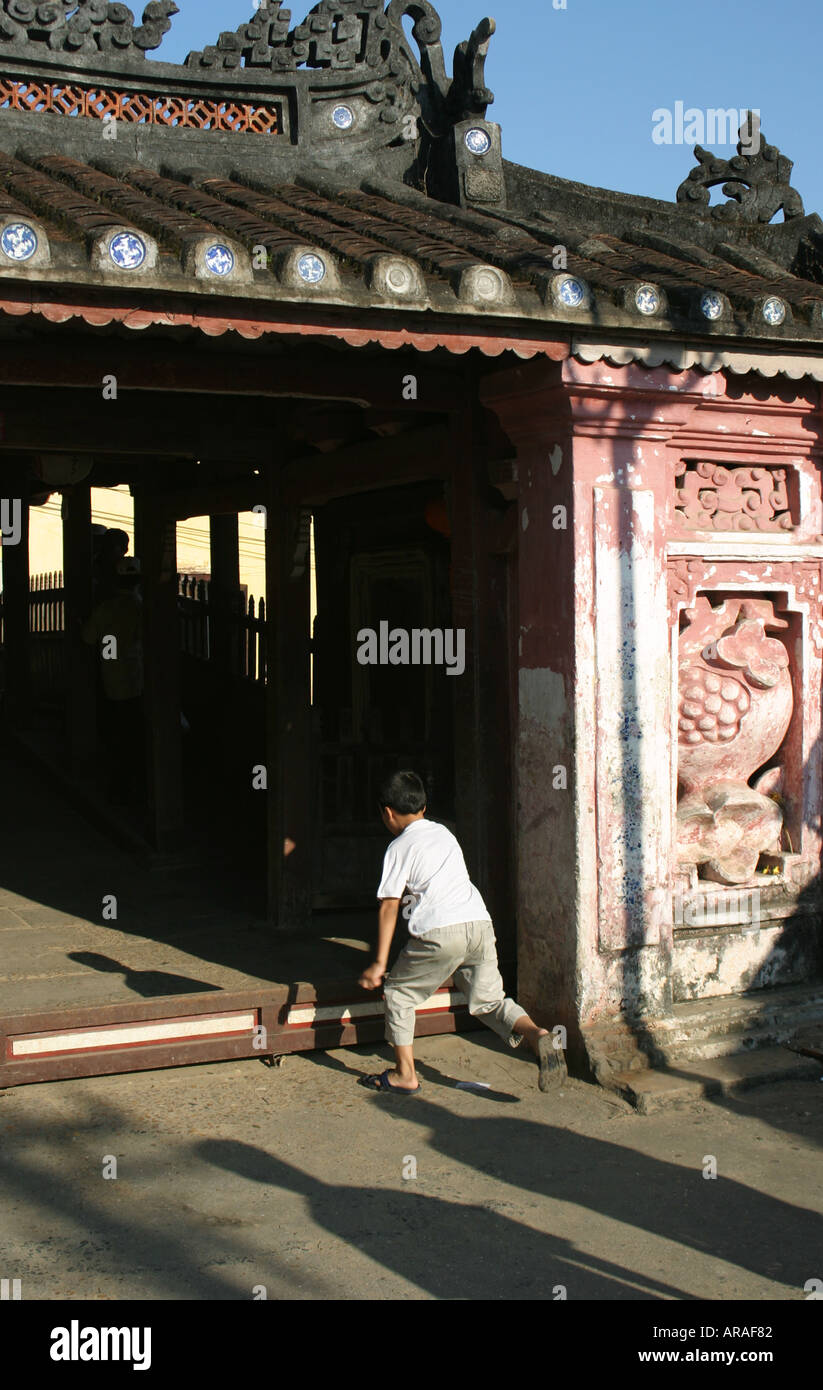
[676,111,804,223]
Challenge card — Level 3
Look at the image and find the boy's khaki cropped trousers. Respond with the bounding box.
[382,920,525,1048]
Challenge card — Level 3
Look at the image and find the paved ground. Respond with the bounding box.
[0,742,374,1014]
[1,1030,821,1301]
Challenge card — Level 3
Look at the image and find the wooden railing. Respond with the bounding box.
[28,571,66,706]
[177,574,266,683]
[29,570,65,635]
[0,573,265,708]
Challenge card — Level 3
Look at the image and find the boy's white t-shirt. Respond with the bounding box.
[377,818,491,936]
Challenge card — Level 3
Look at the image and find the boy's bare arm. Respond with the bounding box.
[359,898,401,990]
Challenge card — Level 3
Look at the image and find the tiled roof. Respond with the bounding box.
[1,2,822,362]
[1,146,823,351]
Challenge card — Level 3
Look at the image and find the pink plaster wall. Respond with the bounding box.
[485,358,823,1050]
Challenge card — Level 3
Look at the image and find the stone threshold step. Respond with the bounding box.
[666,981,823,1025]
[608,1046,821,1114]
[646,984,823,1052]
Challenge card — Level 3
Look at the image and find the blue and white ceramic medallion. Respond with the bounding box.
[297,252,326,284]
[332,105,354,131]
[1,222,37,262]
[465,127,492,156]
[700,291,724,321]
[635,283,660,315]
[204,243,234,277]
[109,232,146,270]
[558,276,586,309]
[762,296,786,326]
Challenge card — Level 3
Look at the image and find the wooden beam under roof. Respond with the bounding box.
[157,422,451,518]
[0,391,279,462]
[0,343,466,411]
[279,422,451,505]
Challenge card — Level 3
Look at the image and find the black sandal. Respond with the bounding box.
[359,1070,420,1095]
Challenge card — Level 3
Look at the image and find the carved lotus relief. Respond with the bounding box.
[676,596,793,884]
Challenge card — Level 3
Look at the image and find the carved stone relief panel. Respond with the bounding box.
[676,595,792,883]
[674,460,798,533]
[668,557,823,627]
[668,557,823,890]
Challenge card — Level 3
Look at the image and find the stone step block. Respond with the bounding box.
[608,1046,821,1114]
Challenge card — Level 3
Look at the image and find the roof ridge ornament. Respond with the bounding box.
[676,112,805,223]
[0,1,179,56]
[0,1,498,182]
[182,2,494,120]
[448,15,495,121]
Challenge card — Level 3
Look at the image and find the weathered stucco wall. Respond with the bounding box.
[563,360,690,1030]
[485,355,823,1073]
[481,361,580,1058]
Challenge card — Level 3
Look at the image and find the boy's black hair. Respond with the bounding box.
[379,770,427,816]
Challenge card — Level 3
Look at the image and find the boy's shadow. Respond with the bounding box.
[196,1137,695,1301]
[307,1050,819,1290]
[365,1090,822,1290]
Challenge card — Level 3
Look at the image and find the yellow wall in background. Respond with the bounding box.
[27,493,64,581]
[25,485,268,604]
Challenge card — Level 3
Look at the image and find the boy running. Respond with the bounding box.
[358,771,565,1093]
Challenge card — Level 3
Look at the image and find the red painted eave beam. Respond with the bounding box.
[0,291,570,361]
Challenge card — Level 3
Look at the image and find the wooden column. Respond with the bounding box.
[1,458,31,723]
[449,406,480,866]
[209,512,240,674]
[480,359,577,1045]
[448,393,520,954]
[264,469,313,928]
[132,483,147,564]
[62,484,96,770]
[136,488,184,850]
[447,400,499,905]
[208,512,241,790]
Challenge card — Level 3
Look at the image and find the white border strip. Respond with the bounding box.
[11,1011,258,1057]
[287,991,466,1027]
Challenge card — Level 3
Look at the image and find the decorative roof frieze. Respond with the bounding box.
[181,1,495,134]
[184,1,294,72]
[0,1,179,58]
[0,1,498,173]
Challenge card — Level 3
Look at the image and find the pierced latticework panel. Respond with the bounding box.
[0,79,281,133]
[674,461,797,533]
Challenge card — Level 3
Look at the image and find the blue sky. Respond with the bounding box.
[162,0,823,218]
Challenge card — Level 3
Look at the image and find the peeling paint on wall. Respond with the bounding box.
[519,667,566,726]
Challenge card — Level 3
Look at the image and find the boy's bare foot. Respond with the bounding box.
[512,1017,568,1088]
[537,1033,568,1090]
[512,1018,550,1058]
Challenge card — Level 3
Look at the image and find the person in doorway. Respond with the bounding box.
[81,556,144,804]
[358,770,565,1094]
[92,527,130,604]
